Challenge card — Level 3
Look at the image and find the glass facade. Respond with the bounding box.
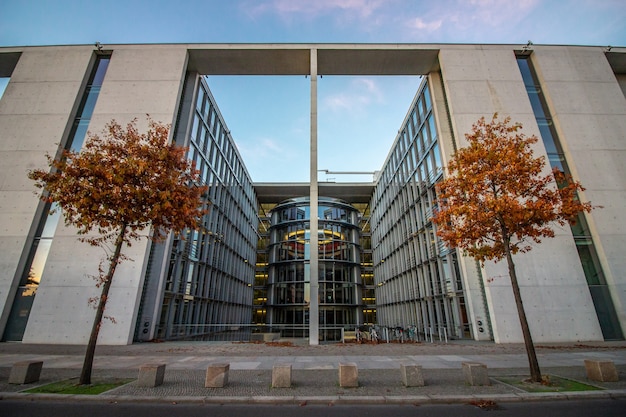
[147,76,258,341]
[517,56,623,340]
[0,77,8,100]
[266,197,361,341]
[2,54,111,341]
[370,79,468,340]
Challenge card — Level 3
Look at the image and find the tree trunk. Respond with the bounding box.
[502,233,542,383]
[79,224,127,385]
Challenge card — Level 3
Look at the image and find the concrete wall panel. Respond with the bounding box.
[569,150,626,192]
[87,46,188,133]
[533,47,626,337]
[483,237,603,343]
[21,45,189,344]
[0,114,70,152]
[440,46,603,343]
[0,236,29,304]
[555,113,626,151]
[7,46,94,83]
[0,47,92,334]
[22,234,151,345]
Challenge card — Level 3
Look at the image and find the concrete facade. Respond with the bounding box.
[0,43,624,345]
[436,46,609,343]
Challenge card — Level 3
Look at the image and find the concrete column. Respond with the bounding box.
[309,48,319,345]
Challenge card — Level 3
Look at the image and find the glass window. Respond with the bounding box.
[526,86,546,118]
[413,109,420,131]
[91,58,110,86]
[0,77,8,100]
[517,58,534,87]
[70,119,91,152]
[432,143,442,170]
[80,86,100,118]
[418,98,424,121]
[428,115,437,143]
[196,88,205,113]
[537,119,559,154]
[424,85,431,110]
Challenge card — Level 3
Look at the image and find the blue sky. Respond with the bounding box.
[1,0,625,182]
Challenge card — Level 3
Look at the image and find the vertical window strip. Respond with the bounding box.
[2,54,110,342]
[516,55,623,340]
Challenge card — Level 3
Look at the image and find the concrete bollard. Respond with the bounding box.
[205,363,230,388]
[584,359,619,382]
[272,363,292,388]
[400,363,425,387]
[9,361,43,385]
[137,363,166,387]
[462,362,490,386]
[339,362,358,387]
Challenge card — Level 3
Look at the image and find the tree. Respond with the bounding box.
[432,114,593,383]
[28,118,208,385]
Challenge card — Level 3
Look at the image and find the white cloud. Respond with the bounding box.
[407,17,442,32]
[402,0,540,39]
[323,77,384,114]
[238,137,285,159]
[243,0,392,21]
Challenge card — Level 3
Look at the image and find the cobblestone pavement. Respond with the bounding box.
[1,340,625,404]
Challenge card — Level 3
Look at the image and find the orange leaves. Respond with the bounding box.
[432,114,594,263]
[28,117,209,247]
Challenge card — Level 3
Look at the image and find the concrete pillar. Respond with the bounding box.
[309,48,319,346]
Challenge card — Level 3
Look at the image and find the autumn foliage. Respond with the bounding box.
[432,114,593,383]
[28,118,208,384]
[29,118,207,246]
[433,114,592,263]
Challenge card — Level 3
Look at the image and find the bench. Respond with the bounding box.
[342,330,357,343]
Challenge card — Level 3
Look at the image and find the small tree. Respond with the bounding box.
[29,118,208,385]
[432,114,593,383]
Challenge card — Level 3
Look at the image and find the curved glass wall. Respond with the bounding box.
[267,197,361,341]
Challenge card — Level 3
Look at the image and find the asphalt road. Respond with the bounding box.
[1,399,625,417]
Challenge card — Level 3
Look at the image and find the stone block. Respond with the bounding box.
[205,363,230,388]
[9,361,43,384]
[584,359,618,382]
[250,333,281,342]
[272,363,292,388]
[400,363,425,387]
[137,363,166,387]
[462,362,490,386]
[339,362,358,387]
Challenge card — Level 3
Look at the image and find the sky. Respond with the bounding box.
[1,0,625,183]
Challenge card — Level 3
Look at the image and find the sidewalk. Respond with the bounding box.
[1,339,625,404]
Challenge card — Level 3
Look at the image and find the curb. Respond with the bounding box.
[2,390,625,405]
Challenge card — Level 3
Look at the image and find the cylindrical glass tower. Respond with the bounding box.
[267,197,362,342]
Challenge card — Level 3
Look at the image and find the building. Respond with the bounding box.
[0,43,624,345]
